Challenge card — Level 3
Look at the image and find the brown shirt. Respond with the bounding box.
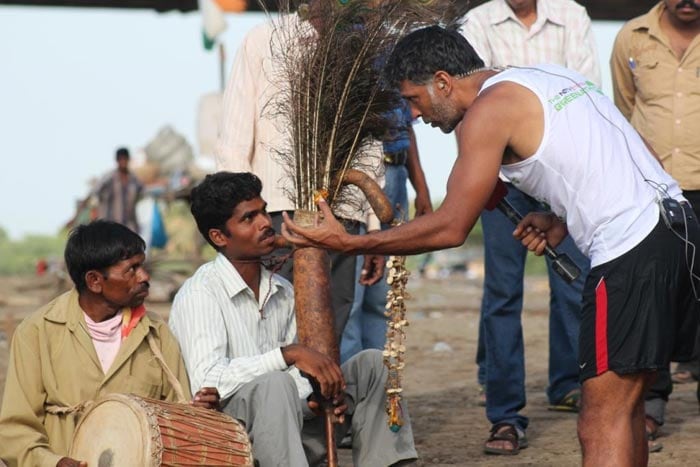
[0,290,190,467]
[611,2,700,190]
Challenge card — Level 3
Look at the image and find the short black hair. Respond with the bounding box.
[65,220,146,292]
[190,172,263,250]
[115,147,130,160]
[385,26,485,86]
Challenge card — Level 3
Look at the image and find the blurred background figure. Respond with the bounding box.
[94,147,144,233]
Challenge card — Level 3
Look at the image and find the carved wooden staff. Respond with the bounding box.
[292,170,393,467]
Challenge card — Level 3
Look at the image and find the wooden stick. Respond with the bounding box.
[325,407,338,467]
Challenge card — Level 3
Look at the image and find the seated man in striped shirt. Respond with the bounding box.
[169,172,417,467]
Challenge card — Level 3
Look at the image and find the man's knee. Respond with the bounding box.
[348,349,384,373]
[233,371,299,408]
[224,371,300,421]
[253,371,298,395]
[580,371,650,420]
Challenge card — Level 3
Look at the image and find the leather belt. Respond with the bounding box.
[383,149,408,166]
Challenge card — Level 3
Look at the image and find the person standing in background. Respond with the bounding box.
[341,100,432,364]
[94,148,143,233]
[461,0,597,454]
[611,0,700,453]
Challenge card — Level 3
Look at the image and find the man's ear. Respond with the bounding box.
[85,270,105,294]
[208,229,229,249]
[434,70,452,93]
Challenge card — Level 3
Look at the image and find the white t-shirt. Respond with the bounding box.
[485,64,683,267]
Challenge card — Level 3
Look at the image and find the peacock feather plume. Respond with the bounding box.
[259,0,471,214]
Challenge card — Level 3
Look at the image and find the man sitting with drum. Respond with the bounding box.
[169,172,418,467]
[0,221,218,467]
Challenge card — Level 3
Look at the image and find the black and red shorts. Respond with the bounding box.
[579,213,700,382]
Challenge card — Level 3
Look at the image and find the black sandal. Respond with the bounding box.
[483,423,528,455]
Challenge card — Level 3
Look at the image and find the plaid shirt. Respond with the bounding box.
[461,0,601,85]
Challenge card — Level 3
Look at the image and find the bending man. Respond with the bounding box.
[282,26,700,466]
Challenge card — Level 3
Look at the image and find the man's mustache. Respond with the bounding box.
[260,228,276,242]
[136,282,150,294]
[678,0,700,11]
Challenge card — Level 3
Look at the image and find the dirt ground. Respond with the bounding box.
[1,272,699,466]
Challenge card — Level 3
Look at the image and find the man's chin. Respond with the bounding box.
[129,294,148,308]
[261,244,276,256]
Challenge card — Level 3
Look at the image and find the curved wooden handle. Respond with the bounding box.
[339,169,394,224]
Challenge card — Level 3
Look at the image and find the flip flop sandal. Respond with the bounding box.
[483,424,528,455]
[548,389,581,413]
[671,370,697,384]
[648,437,663,454]
[646,420,663,454]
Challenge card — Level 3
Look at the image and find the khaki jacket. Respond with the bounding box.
[0,290,191,467]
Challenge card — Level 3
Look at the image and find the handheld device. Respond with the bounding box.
[485,180,582,284]
[659,197,686,230]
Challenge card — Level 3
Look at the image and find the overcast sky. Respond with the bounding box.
[0,6,623,239]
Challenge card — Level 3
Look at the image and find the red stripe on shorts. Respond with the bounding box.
[595,277,609,374]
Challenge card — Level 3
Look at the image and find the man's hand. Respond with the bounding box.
[512,212,568,255]
[308,392,348,423]
[57,457,87,467]
[191,387,220,410]
[414,190,433,217]
[282,344,345,399]
[359,253,385,286]
[281,199,351,251]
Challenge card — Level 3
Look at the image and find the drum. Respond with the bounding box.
[70,393,253,466]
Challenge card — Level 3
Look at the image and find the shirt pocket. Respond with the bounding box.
[126,353,164,398]
[125,376,162,399]
[632,54,663,101]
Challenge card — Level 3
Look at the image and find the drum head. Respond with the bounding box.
[70,394,156,467]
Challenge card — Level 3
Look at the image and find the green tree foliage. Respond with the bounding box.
[0,229,67,275]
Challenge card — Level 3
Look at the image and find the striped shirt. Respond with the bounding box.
[216,14,382,230]
[461,0,601,85]
[169,253,313,400]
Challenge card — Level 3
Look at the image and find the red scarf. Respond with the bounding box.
[121,305,146,340]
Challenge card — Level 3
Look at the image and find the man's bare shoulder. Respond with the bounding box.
[470,80,540,119]
[465,80,544,158]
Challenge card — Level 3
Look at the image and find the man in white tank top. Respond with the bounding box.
[282,26,700,466]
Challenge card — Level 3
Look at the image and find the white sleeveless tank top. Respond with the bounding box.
[482,64,683,267]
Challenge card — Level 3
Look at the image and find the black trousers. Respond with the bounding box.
[645,190,700,416]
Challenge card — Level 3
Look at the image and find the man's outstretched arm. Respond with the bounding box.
[281,87,518,256]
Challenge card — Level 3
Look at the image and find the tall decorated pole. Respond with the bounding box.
[264,1,470,464]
